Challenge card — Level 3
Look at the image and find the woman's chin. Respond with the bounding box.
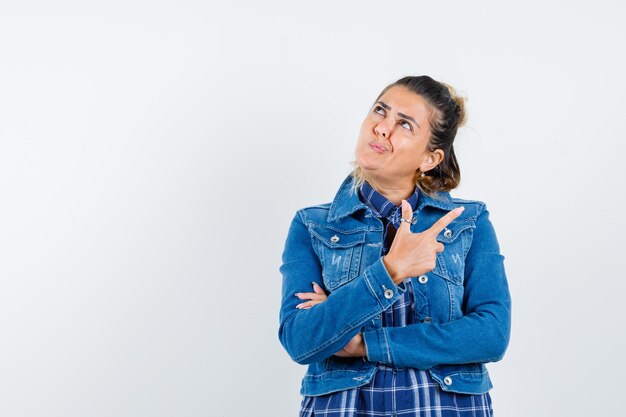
[355,154,384,172]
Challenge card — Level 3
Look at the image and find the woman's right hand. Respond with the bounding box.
[383,200,465,285]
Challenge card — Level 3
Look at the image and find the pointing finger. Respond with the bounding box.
[398,199,414,233]
[425,206,465,237]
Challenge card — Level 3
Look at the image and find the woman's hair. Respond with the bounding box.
[351,75,467,196]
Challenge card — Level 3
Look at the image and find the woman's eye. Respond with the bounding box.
[373,105,385,115]
[399,120,412,130]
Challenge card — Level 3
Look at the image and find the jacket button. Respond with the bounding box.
[443,228,452,238]
[423,317,432,323]
[418,275,428,284]
[384,288,394,299]
[444,376,453,385]
[330,235,340,243]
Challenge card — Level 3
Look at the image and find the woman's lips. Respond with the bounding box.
[369,142,387,153]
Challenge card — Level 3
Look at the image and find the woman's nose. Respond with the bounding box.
[374,118,393,139]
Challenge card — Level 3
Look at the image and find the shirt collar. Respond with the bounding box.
[358,180,420,222]
[326,174,456,223]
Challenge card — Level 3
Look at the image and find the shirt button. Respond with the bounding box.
[384,288,394,299]
[418,275,428,284]
[444,376,453,385]
[423,317,432,323]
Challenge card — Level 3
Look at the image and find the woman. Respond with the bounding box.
[278,75,511,417]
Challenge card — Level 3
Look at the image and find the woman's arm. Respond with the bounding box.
[278,210,406,365]
[362,205,512,369]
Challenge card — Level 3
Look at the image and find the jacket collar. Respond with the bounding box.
[327,174,456,222]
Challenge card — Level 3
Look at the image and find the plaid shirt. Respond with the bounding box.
[299,181,493,417]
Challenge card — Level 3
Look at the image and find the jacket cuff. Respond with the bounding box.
[363,257,406,310]
[363,328,392,364]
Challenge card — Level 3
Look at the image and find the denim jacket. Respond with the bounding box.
[278,175,512,396]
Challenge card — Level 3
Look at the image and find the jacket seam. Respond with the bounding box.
[305,221,376,233]
[363,268,383,306]
[381,327,392,364]
[476,201,487,218]
[304,369,366,377]
[296,209,306,225]
[435,369,489,377]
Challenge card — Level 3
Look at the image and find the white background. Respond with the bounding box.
[1,1,625,416]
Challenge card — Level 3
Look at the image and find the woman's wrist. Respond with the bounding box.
[382,255,404,284]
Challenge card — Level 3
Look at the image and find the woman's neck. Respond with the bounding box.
[365,175,416,206]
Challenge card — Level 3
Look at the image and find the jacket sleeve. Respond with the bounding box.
[362,204,512,370]
[278,210,407,365]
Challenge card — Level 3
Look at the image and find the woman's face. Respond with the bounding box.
[354,85,444,186]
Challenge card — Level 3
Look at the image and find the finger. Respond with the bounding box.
[397,199,413,234]
[312,282,326,295]
[425,206,465,237]
[295,292,326,301]
[296,299,324,309]
[309,293,327,301]
[435,242,445,253]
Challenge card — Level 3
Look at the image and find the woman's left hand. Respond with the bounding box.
[334,333,367,358]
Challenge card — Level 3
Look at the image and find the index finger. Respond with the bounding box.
[424,206,465,238]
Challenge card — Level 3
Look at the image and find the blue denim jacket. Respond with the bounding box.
[278,175,511,396]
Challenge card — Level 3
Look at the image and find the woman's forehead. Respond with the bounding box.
[377,85,432,122]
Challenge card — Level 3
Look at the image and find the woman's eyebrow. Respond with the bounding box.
[376,101,420,128]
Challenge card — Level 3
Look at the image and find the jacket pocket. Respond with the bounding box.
[431,219,475,285]
[310,226,366,291]
[429,363,493,394]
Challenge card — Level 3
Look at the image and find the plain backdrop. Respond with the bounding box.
[1,1,625,416]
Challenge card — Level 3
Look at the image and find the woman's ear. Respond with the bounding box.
[419,149,445,172]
